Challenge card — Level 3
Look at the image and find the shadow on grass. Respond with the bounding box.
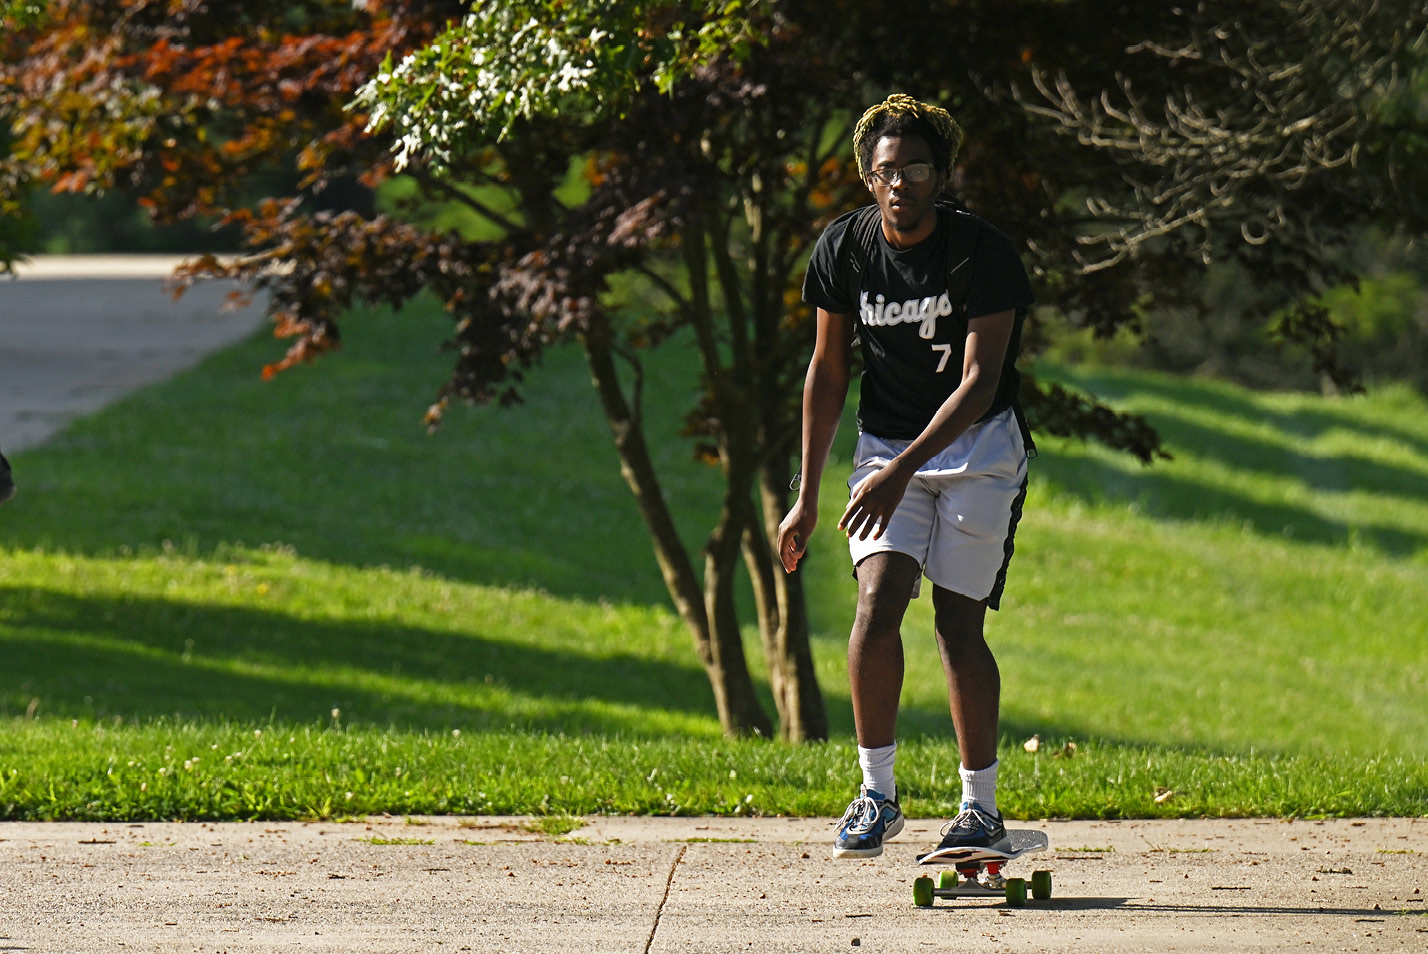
[2,583,1196,758]
[1,585,716,737]
[1084,369,1428,462]
[1034,372,1428,557]
[1039,452,1427,555]
[1148,406,1428,499]
[1,329,701,608]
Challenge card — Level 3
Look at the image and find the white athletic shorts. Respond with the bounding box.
[846,408,1029,609]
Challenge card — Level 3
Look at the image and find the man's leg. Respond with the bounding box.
[832,551,919,858]
[848,551,921,748]
[930,586,999,772]
[917,585,1009,858]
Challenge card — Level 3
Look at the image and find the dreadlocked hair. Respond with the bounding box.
[852,93,964,180]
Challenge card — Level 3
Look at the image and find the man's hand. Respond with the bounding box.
[776,500,818,573]
[839,459,913,541]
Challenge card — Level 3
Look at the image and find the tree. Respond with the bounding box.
[6,0,1425,741]
[1,0,823,740]
[1009,0,1428,393]
[0,0,49,269]
[348,1,831,741]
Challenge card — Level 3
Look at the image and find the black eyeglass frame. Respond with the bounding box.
[865,162,936,187]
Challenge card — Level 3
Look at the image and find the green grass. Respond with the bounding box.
[2,298,1426,821]
[523,814,585,837]
[3,718,1421,821]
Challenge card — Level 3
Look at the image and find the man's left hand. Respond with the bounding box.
[839,461,912,541]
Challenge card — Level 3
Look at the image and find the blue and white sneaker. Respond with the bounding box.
[925,801,1009,857]
[833,786,904,858]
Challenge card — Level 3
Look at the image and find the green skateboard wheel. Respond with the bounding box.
[1005,877,1027,907]
[937,870,958,890]
[913,875,935,907]
[1031,869,1052,900]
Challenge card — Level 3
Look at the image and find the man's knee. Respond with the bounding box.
[933,588,990,657]
[852,553,918,636]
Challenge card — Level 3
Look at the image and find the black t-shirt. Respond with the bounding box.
[803,204,1034,440]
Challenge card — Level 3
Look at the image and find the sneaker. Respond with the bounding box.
[833,786,904,858]
[924,802,1009,858]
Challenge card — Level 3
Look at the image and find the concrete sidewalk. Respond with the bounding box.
[1,255,266,452]
[2,815,1424,953]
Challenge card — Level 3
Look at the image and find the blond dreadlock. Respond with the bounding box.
[852,94,964,180]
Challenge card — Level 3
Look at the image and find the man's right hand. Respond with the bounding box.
[776,503,817,574]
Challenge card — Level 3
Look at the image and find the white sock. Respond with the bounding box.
[959,760,998,814]
[858,743,897,801]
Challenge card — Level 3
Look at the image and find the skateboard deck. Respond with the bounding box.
[917,826,1048,865]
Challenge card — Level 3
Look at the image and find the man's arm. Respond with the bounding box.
[777,307,854,573]
[840,309,1016,541]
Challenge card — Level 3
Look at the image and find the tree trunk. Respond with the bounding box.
[704,479,775,739]
[746,460,828,742]
[741,188,829,743]
[580,316,773,738]
[693,193,829,742]
[697,354,777,740]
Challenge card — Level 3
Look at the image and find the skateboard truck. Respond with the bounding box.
[913,864,1053,907]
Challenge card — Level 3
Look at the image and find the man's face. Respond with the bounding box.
[866,135,945,248]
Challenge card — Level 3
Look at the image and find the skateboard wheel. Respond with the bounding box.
[937,870,958,890]
[1031,869,1052,900]
[913,875,935,908]
[1005,877,1027,907]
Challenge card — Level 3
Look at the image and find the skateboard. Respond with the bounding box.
[912,829,1052,907]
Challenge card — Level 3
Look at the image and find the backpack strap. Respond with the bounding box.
[938,199,979,316]
[833,205,880,347]
[936,201,1038,457]
[848,206,882,275]
[841,205,882,323]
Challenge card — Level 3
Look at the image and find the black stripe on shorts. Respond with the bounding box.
[986,473,1028,612]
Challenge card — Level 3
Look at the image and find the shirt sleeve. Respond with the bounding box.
[965,223,1035,319]
[801,212,858,315]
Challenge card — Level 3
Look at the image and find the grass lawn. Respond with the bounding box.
[2,298,1426,821]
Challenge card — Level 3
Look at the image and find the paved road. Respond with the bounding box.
[1,255,266,453]
[1,815,1424,953]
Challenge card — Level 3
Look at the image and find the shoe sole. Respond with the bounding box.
[832,814,904,858]
[917,834,1012,865]
[833,844,883,858]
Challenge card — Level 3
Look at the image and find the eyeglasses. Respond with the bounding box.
[867,162,935,187]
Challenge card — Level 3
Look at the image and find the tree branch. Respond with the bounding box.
[408,168,524,235]
[629,261,691,316]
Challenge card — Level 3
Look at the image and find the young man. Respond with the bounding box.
[776,94,1034,860]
